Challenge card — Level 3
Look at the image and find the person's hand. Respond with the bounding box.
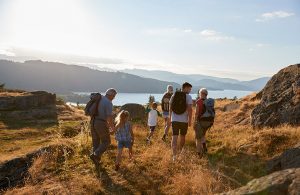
[109,127,115,135]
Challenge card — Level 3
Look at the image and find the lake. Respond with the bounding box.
[69,90,254,106]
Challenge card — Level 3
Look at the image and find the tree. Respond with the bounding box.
[0,83,5,89]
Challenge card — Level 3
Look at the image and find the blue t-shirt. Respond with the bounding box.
[95,96,113,120]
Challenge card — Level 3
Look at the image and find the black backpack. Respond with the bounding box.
[84,93,102,118]
[171,91,187,115]
[161,92,172,112]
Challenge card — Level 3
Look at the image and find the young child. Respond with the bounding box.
[111,110,134,171]
[146,102,161,143]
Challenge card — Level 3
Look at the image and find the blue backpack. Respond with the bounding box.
[200,98,215,122]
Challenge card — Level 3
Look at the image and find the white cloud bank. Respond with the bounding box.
[200,29,234,41]
[256,11,295,22]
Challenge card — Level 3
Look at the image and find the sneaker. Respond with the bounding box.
[172,155,177,162]
[90,154,99,166]
[146,138,151,144]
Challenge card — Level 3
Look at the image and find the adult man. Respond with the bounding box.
[169,82,193,161]
[194,88,215,158]
[90,88,117,166]
[161,85,173,142]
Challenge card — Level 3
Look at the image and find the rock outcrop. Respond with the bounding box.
[120,104,146,120]
[0,91,57,122]
[0,144,73,190]
[251,64,300,128]
[219,168,300,195]
[267,143,300,174]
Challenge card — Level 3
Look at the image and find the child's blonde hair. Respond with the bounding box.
[115,110,130,127]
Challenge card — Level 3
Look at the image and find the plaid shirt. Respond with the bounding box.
[115,122,132,142]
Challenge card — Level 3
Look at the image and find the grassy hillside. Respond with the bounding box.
[2,95,300,194]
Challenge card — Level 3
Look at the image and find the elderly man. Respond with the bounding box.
[90,88,117,166]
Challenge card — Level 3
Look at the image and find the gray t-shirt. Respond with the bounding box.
[170,93,193,123]
[95,96,113,121]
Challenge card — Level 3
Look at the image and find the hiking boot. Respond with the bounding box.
[197,152,203,159]
[146,138,151,144]
[115,164,120,171]
[172,155,177,162]
[90,154,100,166]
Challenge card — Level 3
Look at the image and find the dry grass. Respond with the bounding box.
[2,95,300,194]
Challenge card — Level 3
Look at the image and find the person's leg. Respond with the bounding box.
[172,135,178,159]
[178,123,188,153]
[115,147,123,170]
[171,122,179,160]
[91,122,100,155]
[128,146,133,160]
[196,139,203,157]
[163,117,170,138]
[201,137,207,153]
[94,121,111,160]
[147,126,155,140]
[194,121,203,156]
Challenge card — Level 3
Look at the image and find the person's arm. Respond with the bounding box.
[107,116,115,133]
[145,105,151,114]
[188,104,193,127]
[194,103,199,122]
[157,110,162,117]
[106,102,115,133]
[168,97,173,125]
[187,96,193,127]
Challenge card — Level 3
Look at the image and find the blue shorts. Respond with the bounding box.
[117,140,132,149]
[163,111,169,118]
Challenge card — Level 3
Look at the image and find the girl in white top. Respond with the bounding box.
[146,102,161,143]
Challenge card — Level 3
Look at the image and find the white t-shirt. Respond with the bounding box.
[170,94,193,123]
[148,109,158,126]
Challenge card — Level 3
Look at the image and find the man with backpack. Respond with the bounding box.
[194,88,215,158]
[86,88,117,166]
[161,85,173,142]
[169,82,193,161]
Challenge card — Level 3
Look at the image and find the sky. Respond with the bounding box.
[0,0,299,80]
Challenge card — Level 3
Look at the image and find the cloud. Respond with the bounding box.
[256,11,295,22]
[145,28,234,42]
[144,28,192,36]
[0,48,16,56]
[200,29,234,41]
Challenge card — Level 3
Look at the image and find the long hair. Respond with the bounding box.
[115,110,130,128]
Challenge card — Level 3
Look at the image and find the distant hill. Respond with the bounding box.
[0,60,182,93]
[122,68,270,91]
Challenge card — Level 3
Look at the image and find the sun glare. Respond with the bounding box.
[6,0,95,56]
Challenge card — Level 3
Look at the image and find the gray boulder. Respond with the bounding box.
[267,143,300,174]
[120,103,146,120]
[219,168,300,195]
[251,64,300,128]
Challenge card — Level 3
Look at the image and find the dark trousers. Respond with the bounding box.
[91,120,111,159]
